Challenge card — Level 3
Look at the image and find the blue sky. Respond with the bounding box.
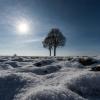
[0,0,100,56]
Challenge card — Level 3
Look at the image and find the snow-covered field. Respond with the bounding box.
[0,56,100,100]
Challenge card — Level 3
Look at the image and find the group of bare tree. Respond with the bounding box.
[42,28,66,56]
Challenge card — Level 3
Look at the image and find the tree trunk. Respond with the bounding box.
[49,49,51,56]
[54,46,56,56]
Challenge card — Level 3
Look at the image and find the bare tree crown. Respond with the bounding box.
[42,28,66,56]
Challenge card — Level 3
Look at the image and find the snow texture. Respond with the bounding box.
[0,56,99,100]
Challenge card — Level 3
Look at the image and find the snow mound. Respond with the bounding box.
[0,63,13,70]
[34,59,55,67]
[67,72,100,99]
[24,87,86,100]
[0,59,7,62]
[78,57,97,66]
[5,61,21,68]
[12,57,24,62]
[11,56,34,62]
[18,65,61,75]
[0,73,27,100]
[58,61,84,68]
[32,65,61,75]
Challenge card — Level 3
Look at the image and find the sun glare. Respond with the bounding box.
[17,22,29,34]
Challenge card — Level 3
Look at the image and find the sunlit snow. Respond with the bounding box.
[0,56,100,100]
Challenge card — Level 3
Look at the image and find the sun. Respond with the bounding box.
[17,22,29,34]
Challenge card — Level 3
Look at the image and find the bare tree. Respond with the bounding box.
[48,28,66,56]
[42,36,53,56]
[43,28,66,56]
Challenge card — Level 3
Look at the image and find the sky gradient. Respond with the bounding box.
[0,0,100,56]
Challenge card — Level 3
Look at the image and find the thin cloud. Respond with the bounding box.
[21,38,42,44]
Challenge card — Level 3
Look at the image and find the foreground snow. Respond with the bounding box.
[0,56,100,100]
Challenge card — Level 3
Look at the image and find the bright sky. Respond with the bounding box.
[0,0,100,56]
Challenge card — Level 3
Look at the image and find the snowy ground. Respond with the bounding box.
[0,56,100,100]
